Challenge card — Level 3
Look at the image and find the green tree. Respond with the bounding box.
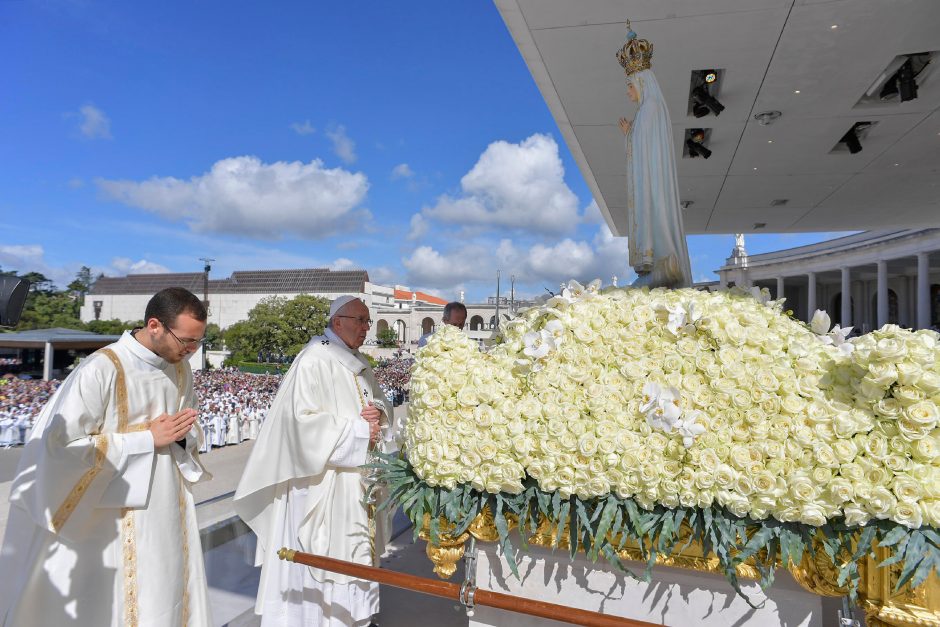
[84,319,141,335]
[203,323,222,350]
[221,320,256,364]
[20,271,54,294]
[377,328,399,348]
[222,294,330,363]
[15,292,83,330]
[67,266,94,305]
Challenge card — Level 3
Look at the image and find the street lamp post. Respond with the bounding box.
[199,257,214,370]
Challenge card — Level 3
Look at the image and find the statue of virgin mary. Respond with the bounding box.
[617,22,693,289]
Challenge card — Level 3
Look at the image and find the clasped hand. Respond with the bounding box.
[361,402,382,445]
[150,408,198,447]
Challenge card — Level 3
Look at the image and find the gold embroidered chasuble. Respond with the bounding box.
[0,331,212,627]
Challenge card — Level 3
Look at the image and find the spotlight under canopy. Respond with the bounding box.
[692,85,725,116]
[838,122,873,154]
[686,128,712,159]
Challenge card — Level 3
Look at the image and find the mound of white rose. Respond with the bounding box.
[405,282,940,530]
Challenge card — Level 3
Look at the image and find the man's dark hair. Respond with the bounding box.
[442,302,467,322]
[144,287,208,325]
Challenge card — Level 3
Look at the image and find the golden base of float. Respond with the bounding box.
[418,510,940,627]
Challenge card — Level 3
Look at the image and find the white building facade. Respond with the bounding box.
[718,229,940,333]
[82,268,382,333]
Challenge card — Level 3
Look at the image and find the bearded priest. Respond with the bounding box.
[0,287,212,626]
[234,295,393,627]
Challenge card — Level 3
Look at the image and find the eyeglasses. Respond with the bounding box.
[162,321,204,349]
[335,315,373,327]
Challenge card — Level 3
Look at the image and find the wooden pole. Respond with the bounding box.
[278,548,660,627]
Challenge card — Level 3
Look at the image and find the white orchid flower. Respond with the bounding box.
[546,295,572,309]
[664,305,687,336]
[829,324,853,345]
[543,319,565,347]
[641,382,682,432]
[562,280,584,301]
[674,411,706,448]
[647,400,681,432]
[640,381,663,413]
[584,279,602,297]
[810,309,831,336]
[523,329,555,360]
[750,286,771,305]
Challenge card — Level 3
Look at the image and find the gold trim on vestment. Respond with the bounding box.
[50,434,108,532]
[121,507,139,627]
[99,348,141,627]
[177,473,191,626]
[352,372,377,563]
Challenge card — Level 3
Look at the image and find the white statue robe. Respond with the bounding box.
[233,328,394,627]
[0,332,212,627]
[624,69,693,288]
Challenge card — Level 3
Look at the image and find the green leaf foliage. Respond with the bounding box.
[370,452,940,603]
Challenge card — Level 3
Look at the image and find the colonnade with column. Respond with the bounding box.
[720,230,940,334]
[760,251,937,332]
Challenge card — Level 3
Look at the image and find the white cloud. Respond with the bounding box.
[326,124,357,164]
[391,163,414,179]
[290,120,316,135]
[68,177,85,189]
[421,134,580,235]
[401,224,631,291]
[329,257,359,271]
[582,200,604,224]
[111,257,171,274]
[368,266,398,285]
[407,213,429,240]
[0,244,91,289]
[0,244,45,269]
[75,104,112,139]
[401,245,488,287]
[96,155,370,239]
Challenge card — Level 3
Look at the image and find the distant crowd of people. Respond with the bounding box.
[192,367,281,453]
[1,356,416,449]
[0,376,60,447]
[374,356,413,406]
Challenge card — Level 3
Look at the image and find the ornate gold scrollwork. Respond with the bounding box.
[787,537,940,627]
[419,511,940,625]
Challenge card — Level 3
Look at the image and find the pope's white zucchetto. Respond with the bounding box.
[328,295,362,319]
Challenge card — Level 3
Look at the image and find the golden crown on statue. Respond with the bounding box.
[616,20,653,76]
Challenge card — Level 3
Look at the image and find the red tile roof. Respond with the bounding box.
[393,289,447,306]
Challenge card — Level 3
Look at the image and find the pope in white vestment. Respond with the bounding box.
[0,289,212,627]
[234,296,393,627]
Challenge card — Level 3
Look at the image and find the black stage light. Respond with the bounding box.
[840,128,862,154]
[686,137,712,159]
[897,58,918,102]
[692,103,710,118]
[880,76,899,101]
[692,85,725,116]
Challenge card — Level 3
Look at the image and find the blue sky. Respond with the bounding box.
[0,1,847,301]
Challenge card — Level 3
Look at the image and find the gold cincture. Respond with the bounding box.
[419,509,940,627]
